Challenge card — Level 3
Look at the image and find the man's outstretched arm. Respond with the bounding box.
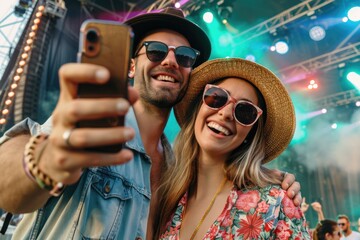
[0,134,50,213]
[0,64,138,214]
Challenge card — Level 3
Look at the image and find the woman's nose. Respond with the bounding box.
[218,102,234,122]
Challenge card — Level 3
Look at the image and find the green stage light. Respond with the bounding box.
[347,71,360,90]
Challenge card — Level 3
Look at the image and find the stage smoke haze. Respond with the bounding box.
[294,108,360,174]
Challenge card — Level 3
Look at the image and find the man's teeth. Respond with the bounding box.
[157,75,175,82]
[208,122,230,136]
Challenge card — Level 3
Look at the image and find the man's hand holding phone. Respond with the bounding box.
[37,63,138,186]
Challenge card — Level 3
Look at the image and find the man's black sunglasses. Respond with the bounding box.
[134,41,200,68]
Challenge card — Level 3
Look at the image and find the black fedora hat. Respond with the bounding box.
[125,7,211,67]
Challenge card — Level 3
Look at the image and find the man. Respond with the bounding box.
[0,8,301,239]
[337,214,360,240]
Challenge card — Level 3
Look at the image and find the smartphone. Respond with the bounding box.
[77,19,133,153]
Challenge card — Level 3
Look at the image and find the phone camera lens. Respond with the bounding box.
[86,29,99,43]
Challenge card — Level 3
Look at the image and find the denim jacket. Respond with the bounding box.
[0,108,173,239]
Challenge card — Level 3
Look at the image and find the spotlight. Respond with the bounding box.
[269,27,289,55]
[245,54,256,62]
[308,79,318,89]
[309,25,326,41]
[273,39,289,54]
[174,2,181,9]
[202,11,214,24]
[343,62,360,90]
[347,6,360,22]
[347,71,360,89]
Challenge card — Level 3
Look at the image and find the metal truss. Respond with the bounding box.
[0,2,36,80]
[278,42,360,78]
[145,0,175,12]
[232,0,335,46]
[78,0,175,22]
[312,89,360,109]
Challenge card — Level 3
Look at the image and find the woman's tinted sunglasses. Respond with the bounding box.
[134,41,200,68]
[203,84,263,126]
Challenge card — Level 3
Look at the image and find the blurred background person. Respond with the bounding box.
[337,214,360,240]
[313,219,342,240]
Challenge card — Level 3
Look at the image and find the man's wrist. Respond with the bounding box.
[23,134,65,197]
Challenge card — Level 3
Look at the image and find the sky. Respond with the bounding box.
[0,1,24,79]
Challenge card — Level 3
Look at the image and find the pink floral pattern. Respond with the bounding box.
[160,184,310,239]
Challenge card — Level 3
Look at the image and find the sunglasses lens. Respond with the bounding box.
[203,87,228,109]
[235,102,259,125]
[146,42,167,62]
[175,46,197,68]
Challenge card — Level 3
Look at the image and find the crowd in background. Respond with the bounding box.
[300,198,360,240]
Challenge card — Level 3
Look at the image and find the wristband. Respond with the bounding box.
[23,134,65,197]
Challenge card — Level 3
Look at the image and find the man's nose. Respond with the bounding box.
[160,49,179,68]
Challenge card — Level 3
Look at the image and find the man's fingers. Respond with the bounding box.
[58,63,110,100]
[62,98,131,124]
[69,148,134,169]
[285,181,301,199]
[293,192,302,207]
[128,86,139,105]
[281,172,295,190]
[64,127,135,149]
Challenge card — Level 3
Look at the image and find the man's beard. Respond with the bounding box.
[141,87,184,108]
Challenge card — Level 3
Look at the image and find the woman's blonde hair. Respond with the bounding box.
[153,79,282,238]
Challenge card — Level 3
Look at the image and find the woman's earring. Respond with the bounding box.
[243,139,248,144]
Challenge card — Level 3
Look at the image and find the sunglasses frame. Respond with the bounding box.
[202,84,263,126]
[134,41,200,68]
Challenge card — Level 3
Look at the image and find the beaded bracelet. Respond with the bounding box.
[23,134,65,197]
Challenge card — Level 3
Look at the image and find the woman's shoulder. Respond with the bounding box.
[235,184,286,199]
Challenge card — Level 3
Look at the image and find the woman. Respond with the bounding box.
[154,58,310,239]
[313,220,341,240]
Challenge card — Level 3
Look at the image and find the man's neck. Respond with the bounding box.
[345,229,353,236]
[134,100,170,150]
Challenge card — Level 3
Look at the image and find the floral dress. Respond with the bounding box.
[160,184,310,239]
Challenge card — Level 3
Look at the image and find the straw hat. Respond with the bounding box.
[174,58,296,163]
[125,7,211,67]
